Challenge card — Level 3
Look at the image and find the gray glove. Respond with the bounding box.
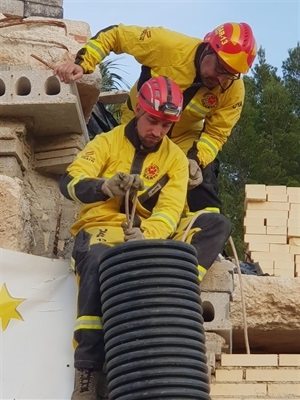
[102,173,144,198]
[122,223,145,241]
[188,159,203,190]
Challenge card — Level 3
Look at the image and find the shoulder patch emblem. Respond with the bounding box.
[143,164,159,180]
[201,93,218,109]
[81,150,95,162]
[139,28,151,41]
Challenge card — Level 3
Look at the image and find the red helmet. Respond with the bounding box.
[137,76,183,122]
[203,22,257,74]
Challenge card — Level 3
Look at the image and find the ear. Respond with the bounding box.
[136,104,141,114]
[135,104,143,118]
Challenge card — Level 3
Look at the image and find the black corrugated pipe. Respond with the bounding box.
[99,239,211,400]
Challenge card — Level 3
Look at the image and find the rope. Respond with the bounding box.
[124,190,138,229]
[229,236,251,354]
[179,209,251,355]
[180,210,209,243]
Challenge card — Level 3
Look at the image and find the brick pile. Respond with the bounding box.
[244,185,300,278]
[210,353,300,399]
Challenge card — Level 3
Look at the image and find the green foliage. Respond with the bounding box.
[99,57,131,123]
[219,44,300,259]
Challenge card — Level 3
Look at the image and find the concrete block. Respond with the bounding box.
[202,292,231,321]
[221,354,278,367]
[289,211,300,220]
[266,226,287,235]
[206,351,216,376]
[244,234,287,245]
[210,382,267,396]
[274,260,295,270]
[0,0,24,17]
[289,245,300,255]
[246,242,270,252]
[251,251,293,262]
[34,154,78,174]
[24,2,63,18]
[289,237,300,246]
[0,70,89,139]
[245,184,266,201]
[243,217,265,226]
[245,209,289,219]
[205,332,226,357]
[247,201,289,211]
[215,368,244,381]
[268,383,300,397]
[290,203,300,213]
[35,148,79,161]
[269,243,290,253]
[288,226,300,237]
[0,138,29,170]
[267,217,287,227]
[267,192,288,202]
[99,90,129,105]
[0,156,23,179]
[245,225,266,234]
[246,368,300,381]
[287,187,300,195]
[201,260,234,295]
[279,354,300,366]
[34,133,86,153]
[288,193,300,203]
[274,268,295,278]
[266,185,287,194]
[201,292,232,353]
[258,259,274,273]
[288,218,300,228]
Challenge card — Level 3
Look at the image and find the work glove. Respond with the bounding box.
[102,173,144,198]
[122,223,145,241]
[188,159,203,190]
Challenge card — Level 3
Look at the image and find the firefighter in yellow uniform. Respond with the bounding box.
[60,76,231,400]
[55,22,257,213]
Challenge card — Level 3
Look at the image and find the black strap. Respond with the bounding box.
[138,174,169,205]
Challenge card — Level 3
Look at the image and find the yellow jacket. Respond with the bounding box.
[75,24,245,167]
[60,119,189,239]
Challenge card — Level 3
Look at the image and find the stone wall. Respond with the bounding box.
[0,14,101,258]
[0,0,63,19]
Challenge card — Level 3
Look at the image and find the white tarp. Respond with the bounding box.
[0,248,77,399]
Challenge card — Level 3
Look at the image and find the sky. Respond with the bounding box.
[63,0,300,86]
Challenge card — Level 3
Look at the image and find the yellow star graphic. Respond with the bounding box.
[0,283,26,331]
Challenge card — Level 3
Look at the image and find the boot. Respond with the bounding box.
[71,368,101,400]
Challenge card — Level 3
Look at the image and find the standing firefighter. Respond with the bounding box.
[55,22,257,213]
[60,76,231,399]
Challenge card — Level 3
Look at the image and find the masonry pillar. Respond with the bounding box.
[0,0,63,19]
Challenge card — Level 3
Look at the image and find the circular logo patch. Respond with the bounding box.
[143,164,159,180]
[201,93,218,109]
